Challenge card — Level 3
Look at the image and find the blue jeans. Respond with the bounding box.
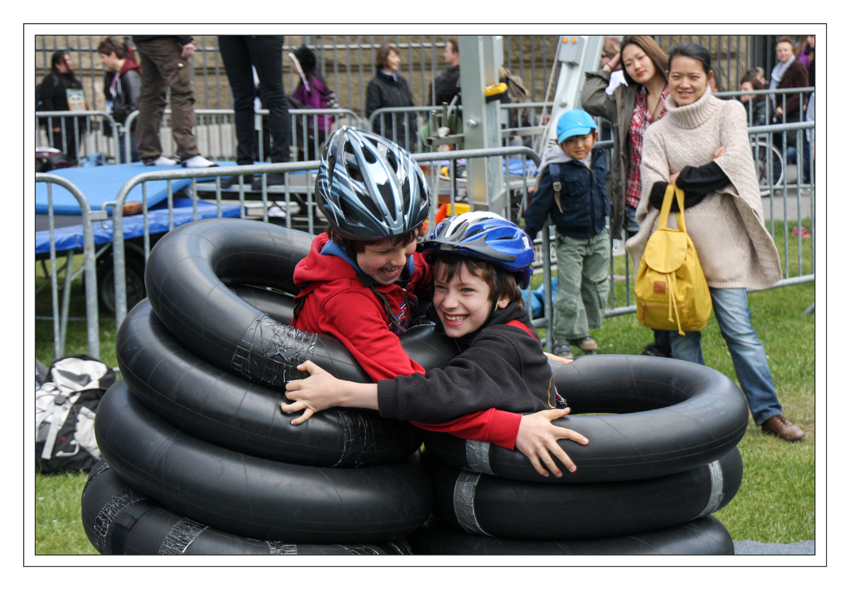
[118,132,140,163]
[668,287,783,426]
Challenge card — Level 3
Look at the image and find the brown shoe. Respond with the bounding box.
[761,415,806,442]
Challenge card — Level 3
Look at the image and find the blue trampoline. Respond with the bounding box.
[35,162,232,215]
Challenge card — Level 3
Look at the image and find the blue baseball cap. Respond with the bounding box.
[557,109,597,144]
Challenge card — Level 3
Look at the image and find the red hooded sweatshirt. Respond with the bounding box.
[291,232,522,448]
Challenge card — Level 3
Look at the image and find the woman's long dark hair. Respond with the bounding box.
[50,50,79,84]
[620,36,669,86]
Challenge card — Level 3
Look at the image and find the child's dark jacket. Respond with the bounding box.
[377,301,564,430]
[524,145,609,240]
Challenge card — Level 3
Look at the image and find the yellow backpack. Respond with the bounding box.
[635,184,712,335]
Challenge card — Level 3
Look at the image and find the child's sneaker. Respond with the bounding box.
[570,336,598,352]
[553,339,574,359]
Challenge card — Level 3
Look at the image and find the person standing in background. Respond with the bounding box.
[218,35,291,188]
[290,45,334,162]
[98,37,142,163]
[627,43,804,442]
[581,35,672,359]
[38,50,86,164]
[132,35,217,168]
[366,44,418,153]
[430,37,461,106]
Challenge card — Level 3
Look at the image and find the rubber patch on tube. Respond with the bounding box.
[266,541,298,555]
[333,411,374,468]
[453,471,491,536]
[92,487,145,554]
[159,518,208,555]
[231,314,317,387]
[465,440,494,475]
[697,459,724,518]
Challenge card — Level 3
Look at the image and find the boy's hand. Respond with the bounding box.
[281,361,344,425]
[515,408,589,478]
[544,352,573,365]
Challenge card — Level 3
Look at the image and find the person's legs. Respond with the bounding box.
[579,228,610,332]
[134,40,169,163]
[801,131,812,184]
[623,204,640,240]
[668,329,704,365]
[62,117,80,163]
[129,132,140,162]
[246,35,290,164]
[710,287,783,426]
[163,40,201,162]
[219,36,257,166]
[552,235,588,342]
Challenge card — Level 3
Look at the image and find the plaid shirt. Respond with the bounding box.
[625,86,669,209]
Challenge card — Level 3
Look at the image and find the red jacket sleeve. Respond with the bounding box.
[411,409,522,449]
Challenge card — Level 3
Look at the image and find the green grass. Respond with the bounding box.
[33,240,816,552]
[36,471,97,555]
[586,282,815,543]
[35,255,119,368]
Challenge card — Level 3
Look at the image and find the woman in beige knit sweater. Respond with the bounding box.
[626,43,804,442]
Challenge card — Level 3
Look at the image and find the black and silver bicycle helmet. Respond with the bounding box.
[315,126,431,239]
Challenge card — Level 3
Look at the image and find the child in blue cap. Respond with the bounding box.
[524,109,610,358]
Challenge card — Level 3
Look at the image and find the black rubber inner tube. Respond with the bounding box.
[145,218,367,389]
[82,460,414,555]
[424,446,742,540]
[145,218,462,392]
[421,354,750,483]
[116,298,424,467]
[406,516,734,555]
[95,379,434,544]
[228,284,297,325]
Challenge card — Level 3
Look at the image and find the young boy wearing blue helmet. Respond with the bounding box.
[284,211,589,477]
[524,109,611,359]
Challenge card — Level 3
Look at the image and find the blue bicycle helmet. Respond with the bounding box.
[421,211,535,289]
[315,126,431,239]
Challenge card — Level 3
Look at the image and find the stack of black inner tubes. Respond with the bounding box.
[409,354,749,555]
[82,218,750,556]
[82,219,453,555]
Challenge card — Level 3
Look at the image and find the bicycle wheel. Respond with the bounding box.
[753,139,785,196]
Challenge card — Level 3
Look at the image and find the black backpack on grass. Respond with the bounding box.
[36,355,116,474]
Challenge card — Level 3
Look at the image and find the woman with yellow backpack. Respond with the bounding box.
[626,43,804,443]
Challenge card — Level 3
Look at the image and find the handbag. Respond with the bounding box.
[635,184,712,335]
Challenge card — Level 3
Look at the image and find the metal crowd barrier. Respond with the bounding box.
[107,161,321,326]
[36,111,120,164]
[123,108,365,164]
[35,174,100,359]
[367,102,553,155]
[35,120,814,359]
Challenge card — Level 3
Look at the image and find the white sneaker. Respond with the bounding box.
[181,155,217,168]
[146,156,177,166]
